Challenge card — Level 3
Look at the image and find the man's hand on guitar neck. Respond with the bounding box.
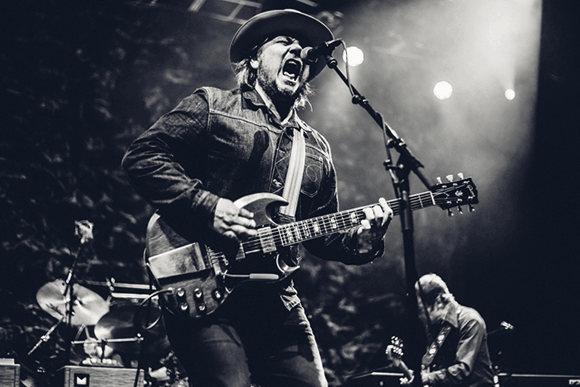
[212,198,258,241]
[356,197,393,254]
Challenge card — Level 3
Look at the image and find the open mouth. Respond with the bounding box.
[282,59,302,82]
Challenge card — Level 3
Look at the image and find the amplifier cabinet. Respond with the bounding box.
[0,364,20,387]
[498,373,580,387]
[347,372,580,387]
[59,366,144,387]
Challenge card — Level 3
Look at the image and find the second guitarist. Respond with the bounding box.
[122,9,393,387]
[409,274,495,387]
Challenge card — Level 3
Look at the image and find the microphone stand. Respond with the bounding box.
[62,220,94,363]
[324,53,435,383]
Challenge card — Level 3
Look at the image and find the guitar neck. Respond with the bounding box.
[271,191,436,247]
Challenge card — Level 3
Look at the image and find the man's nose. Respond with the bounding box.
[288,42,303,56]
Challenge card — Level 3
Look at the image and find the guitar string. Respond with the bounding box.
[239,191,442,252]
[206,184,469,268]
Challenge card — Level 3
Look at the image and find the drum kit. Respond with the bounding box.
[24,222,187,386]
[28,278,188,386]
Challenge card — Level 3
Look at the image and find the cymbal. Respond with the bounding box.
[94,302,171,356]
[36,280,109,326]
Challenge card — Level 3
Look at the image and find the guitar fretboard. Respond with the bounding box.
[241,190,437,254]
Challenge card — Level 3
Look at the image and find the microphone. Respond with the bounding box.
[487,321,514,337]
[300,39,343,64]
[500,321,514,331]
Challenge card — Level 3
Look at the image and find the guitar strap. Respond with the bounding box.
[279,125,305,221]
[421,324,452,370]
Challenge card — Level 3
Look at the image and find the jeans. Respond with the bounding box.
[163,287,327,387]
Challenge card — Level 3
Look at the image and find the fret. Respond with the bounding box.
[311,219,321,235]
[278,226,288,246]
[429,191,436,206]
[302,221,311,239]
[329,215,338,230]
[283,224,296,245]
[349,211,359,226]
[258,227,276,253]
[290,224,300,243]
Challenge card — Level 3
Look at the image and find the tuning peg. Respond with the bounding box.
[457,172,464,180]
[447,209,453,217]
[436,176,442,184]
[446,175,454,182]
[469,204,475,212]
[457,205,463,214]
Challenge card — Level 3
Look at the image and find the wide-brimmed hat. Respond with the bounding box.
[230,9,334,81]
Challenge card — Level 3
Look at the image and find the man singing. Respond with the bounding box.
[122,9,393,387]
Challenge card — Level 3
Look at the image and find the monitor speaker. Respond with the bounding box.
[498,373,580,387]
[59,366,144,387]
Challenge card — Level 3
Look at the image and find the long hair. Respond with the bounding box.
[416,273,455,307]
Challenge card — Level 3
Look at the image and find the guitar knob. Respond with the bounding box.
[457,172,464,179]
[213,289,223,301]
[176,288,189,313]
[446,174,454,182]
[436,177,442,184]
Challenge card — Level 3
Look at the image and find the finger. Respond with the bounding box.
[234,214,256,229]
[379,197,393,216]
[238,207,255,220]
[222,230,239,241]
[362,207,374,222]
[222,209,256,229]
[378,197,393,226]
[230,225,257,239]
[372,204,384,223]
[359,219,371,232]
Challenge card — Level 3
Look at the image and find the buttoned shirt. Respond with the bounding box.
[423,301,495,386]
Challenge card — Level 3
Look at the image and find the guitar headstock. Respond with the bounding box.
[431,173,478,216]
[385,335,404,362]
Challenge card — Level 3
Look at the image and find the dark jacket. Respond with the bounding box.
[122,86,382,308]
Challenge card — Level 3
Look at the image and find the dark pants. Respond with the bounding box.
[163,288,327,387]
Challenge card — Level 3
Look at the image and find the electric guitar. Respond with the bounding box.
[145,175,478,319]
[385,336,415,384]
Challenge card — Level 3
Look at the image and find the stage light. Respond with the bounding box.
[433,81,453,100]
[505,88,516,100]
[342,46,364,67]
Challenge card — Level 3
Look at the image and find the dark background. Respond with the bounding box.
[1,0,579,386]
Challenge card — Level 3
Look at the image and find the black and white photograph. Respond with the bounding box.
[1,0,579,386]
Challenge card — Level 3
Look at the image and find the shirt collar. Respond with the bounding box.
[441,301,460,329]
[241,87,311,133]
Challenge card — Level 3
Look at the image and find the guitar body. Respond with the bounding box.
[145,176,478,320]
[145,193,291,319]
